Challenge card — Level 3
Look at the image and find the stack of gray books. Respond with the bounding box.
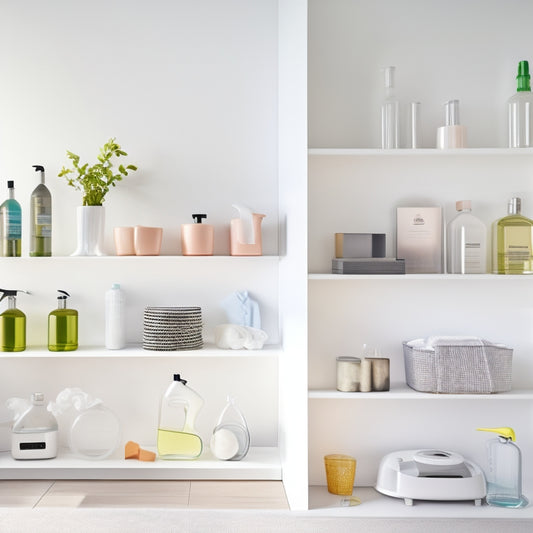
[332,258,405,275]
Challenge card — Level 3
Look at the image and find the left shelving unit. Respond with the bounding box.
[0,254,283,483]
[0,0,310,510]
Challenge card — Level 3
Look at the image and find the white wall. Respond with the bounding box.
[0,0,279,256]
[309,0,533,149]
[0,1,281,449]
[307,0,533,492]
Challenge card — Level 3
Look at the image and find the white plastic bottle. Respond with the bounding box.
[105,283,125,349]
[447,200,487,274]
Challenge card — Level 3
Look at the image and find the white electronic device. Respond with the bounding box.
[375,449,486,506]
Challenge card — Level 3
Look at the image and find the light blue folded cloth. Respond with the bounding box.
[221,290,261,329]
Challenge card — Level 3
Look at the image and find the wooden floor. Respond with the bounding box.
[0,480,289,509]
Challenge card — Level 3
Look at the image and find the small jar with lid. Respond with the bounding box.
[336,356,361,392]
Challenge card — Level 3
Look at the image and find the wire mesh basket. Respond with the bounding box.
[402,338,513,394]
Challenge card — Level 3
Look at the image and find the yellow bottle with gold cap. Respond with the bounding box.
[477,427,529,508]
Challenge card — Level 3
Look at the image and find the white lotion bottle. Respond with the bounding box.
[437,99,466,148]
[105,282,126,349]
[447,200,487,274]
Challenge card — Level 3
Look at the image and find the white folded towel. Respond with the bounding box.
[425,336,484,348]
[406,336,485,350]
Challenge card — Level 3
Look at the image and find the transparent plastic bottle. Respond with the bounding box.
[447,200,487,274]
[477,427,528,508]
[508,60,533,148]
[381,66,399,149]
[0,181,21,257]
[30,165,52,257]
[157,374,204,459]
[493,197,533,274]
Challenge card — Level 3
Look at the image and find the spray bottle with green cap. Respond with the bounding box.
[477,426,529,507]
[508,60,533,147]
[0,289,29,351]
[30,165,52,257]
[48,290,78,351]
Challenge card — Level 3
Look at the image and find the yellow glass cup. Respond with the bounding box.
[324,454,356,495]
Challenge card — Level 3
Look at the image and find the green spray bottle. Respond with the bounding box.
[0,289,29,351]
[48,290,78,351]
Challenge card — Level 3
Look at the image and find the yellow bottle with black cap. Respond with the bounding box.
[0,289,29,351]
[48,290,78,351]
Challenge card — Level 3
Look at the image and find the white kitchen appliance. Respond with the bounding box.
[376,449,486,506]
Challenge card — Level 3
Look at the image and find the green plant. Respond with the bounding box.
[58,138,138,206]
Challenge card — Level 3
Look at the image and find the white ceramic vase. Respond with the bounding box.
[71,206,106,256]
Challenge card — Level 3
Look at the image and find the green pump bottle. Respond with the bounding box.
[48,290,78,351]
[0,289,29,351]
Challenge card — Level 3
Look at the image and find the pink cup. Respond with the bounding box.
[113,227,135,256]
[134,226,163,256]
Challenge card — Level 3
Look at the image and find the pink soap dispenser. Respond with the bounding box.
[230,204,265,256]
[181,214,214,256]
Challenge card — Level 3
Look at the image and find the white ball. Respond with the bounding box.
[210,428,239,460]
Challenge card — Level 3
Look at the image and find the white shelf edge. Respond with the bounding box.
[309,273,533,281]
[0,343,282,358]
[308,147,533,156]
[308,485,533,517]
[0,255,280,261]
[308,384,533,400]
[0,447,281,481]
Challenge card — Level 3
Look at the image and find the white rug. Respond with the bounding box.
[0,509,532,533]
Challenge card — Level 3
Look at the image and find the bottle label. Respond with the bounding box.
[6,212,21,239]
[457,241,482,273]
[36,214,51,225]
[35,214,52,237]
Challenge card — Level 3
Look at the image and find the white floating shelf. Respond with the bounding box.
[0,343,282,358]
[308,485,533,518]
[309,273,533,281]
[308,147,533,156]
[0,447,281,481]
[0,255,280,263]
[308,384,533,401]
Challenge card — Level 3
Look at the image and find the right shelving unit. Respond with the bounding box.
[307,0,533,516]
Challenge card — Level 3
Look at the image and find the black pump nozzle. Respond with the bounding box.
[173,373,187,384]
[192,214,207,224]
[32,165,45,184]
[56,290,70,309]
[0,288,29,303]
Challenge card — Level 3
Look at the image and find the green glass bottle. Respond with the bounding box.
[48,290,78,351]
[0,181,22,257]
[493,197,533,274]
[0,289,29,352]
